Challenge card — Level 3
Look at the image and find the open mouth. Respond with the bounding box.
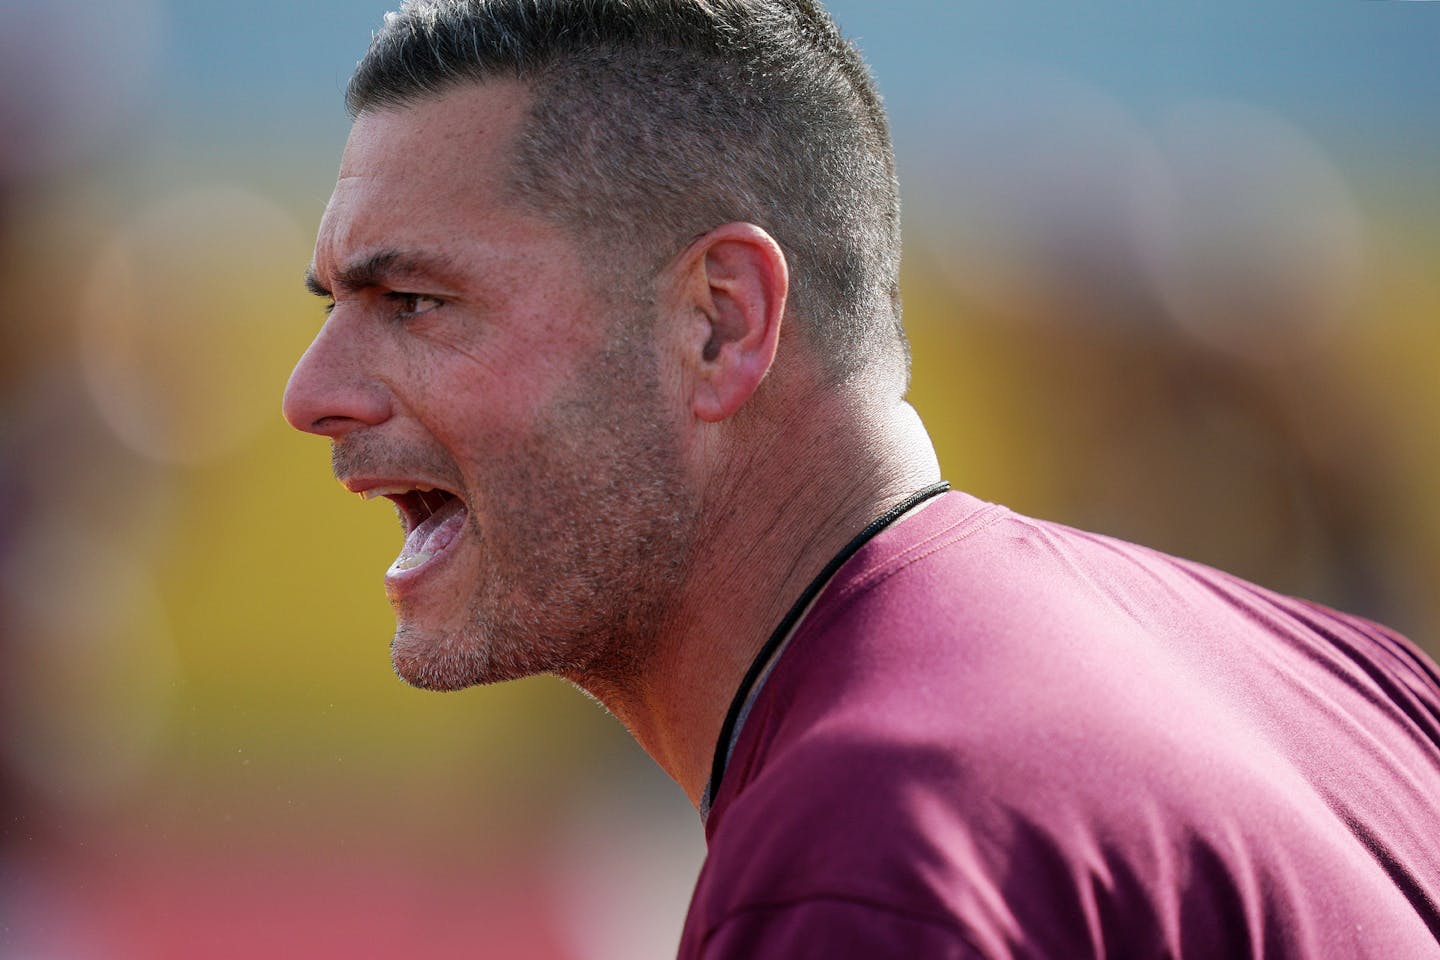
[360,486,469,577]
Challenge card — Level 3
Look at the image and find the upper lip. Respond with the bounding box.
[340,476,463,532]
[341,476,449,497]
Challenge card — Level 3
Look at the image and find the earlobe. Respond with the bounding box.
[679,223,789,423]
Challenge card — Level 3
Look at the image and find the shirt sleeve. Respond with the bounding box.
[695,897,984,960]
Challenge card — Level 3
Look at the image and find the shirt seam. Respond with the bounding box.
[697,891,986,957]
[803,504,1008,638]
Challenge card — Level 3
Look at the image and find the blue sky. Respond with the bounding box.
[155,0,1439,153]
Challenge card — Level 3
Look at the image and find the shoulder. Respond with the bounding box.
[684,727,1002,957]
[692,711,1200,957]
[690,705,1432,959]
[686,493,1440,957]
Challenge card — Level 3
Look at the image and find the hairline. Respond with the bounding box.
[350,77,756,325]
[342,3,910,390]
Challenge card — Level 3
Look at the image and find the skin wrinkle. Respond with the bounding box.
[305,249,467,301]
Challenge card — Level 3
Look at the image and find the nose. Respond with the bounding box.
[282,314,392,439]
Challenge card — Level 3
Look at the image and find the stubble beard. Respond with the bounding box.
[390,325,700,699]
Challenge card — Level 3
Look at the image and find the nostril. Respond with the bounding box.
[307,414,357,437]
[281,335,392,437]
[286,393,390,439]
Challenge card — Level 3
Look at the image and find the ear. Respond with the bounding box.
[672,222,789,423]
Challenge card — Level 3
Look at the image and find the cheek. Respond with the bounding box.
[394,302,609,460]
[413,362,556,482]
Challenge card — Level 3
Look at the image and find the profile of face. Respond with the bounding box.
[282,81,699,693]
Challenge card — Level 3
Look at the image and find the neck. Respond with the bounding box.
[577,396,942,808]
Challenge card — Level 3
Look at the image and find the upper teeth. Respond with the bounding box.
[359,485,435,501]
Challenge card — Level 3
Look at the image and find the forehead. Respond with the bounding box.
[316,80,538,270]
[342,80,531,187]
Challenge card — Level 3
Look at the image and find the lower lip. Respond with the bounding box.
[383,515,467,599]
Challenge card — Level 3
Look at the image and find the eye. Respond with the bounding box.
[386,291,444,319]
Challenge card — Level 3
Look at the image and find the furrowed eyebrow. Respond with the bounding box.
[307,250,461,300]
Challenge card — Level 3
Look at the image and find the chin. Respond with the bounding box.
[390,624,492,692]
[388,618,562,691]
[391,658,475,693]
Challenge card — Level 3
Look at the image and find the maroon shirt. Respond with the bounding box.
[679,492,1440,958]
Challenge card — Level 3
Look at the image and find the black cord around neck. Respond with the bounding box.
[704,481,951,809]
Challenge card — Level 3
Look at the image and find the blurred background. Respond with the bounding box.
[1,1,1436,956]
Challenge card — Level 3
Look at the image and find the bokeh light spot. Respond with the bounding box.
[77,185,308,464]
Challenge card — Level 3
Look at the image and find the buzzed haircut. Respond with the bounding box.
[347,0,909,386]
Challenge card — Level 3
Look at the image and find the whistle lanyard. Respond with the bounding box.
[702,481,952,817]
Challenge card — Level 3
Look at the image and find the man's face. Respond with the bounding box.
[283,81,698,692]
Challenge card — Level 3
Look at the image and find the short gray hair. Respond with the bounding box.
[347,0,908,384]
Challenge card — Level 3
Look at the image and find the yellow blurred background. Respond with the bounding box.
[2,1,1437,957]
